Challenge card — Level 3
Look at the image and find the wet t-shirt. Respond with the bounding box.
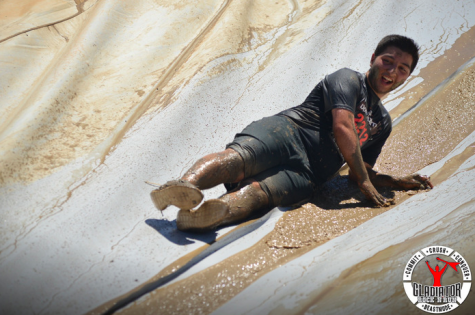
[278,68,392,182]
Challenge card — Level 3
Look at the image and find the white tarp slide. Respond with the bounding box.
[0,0,474,314]
[214,130,475,314]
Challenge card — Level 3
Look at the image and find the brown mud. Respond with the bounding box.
[298,199,475,315]
[377,59,475,177]
[94,31,475,315]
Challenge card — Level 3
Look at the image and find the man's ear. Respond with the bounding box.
[370,53,376,66]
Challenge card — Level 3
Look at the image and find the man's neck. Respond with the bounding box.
[365,71,384,100]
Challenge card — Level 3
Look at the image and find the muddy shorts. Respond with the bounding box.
[225,115,317,208]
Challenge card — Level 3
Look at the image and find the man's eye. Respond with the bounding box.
[399,67,408,73]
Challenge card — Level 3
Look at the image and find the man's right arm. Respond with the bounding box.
[332,108,394,207]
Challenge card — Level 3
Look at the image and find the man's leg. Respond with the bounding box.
[177,163,317,232]
[220,180,269,225]
[152,115,314,230]
[176,179,269,231]
[152,115,305,212]
[150,148,245,211]
[181,148,245,190]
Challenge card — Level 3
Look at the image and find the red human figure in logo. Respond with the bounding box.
[426,260,451,286]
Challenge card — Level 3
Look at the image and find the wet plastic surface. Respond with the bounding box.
[1,0,475,314]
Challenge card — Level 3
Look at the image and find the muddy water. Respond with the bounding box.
[115,190,422,314]
[111,41,475,315]
[3,1,475,314]
[430,141,475,186]
[300,199,475,315]
[377,60,475,177]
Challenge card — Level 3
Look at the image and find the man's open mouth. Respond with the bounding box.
[382,75,393,84]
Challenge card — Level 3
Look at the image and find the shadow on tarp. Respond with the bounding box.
[145,218,218,245]
[102,208,278,315]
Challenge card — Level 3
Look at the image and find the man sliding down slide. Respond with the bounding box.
[150,35,433,232]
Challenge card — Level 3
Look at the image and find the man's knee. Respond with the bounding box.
[220,179,270,225]
[181,148,245,189]
[221,148,245,182]
[240,179,269,206]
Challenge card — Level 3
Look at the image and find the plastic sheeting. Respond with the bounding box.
[1,0,474,314]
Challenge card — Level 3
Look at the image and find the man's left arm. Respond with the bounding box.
[332,108,393,206]
[349,162,433,190]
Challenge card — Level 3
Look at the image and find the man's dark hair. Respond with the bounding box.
[374,35,420,73]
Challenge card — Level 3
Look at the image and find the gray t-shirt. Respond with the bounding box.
[278,68,392,180]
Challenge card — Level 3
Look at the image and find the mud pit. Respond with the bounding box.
[2,1,475,315]
[101,32,475,315]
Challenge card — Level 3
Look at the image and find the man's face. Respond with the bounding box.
[366,46,413,98]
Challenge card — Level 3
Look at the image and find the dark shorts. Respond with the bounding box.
[225,116,317,208]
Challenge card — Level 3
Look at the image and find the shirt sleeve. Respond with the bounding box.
[322,68,361,114]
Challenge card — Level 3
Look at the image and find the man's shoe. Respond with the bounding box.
[176,199,229,232]
[150,180,203,211]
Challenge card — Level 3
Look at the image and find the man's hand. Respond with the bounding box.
[350,162,433,193]
[396,174,433,190]
[358,179,395,207]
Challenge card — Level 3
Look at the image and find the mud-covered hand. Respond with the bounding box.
[358,179,395,207]
[397,174,433,190]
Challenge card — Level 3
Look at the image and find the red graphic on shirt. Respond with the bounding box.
[426,258,460,287]
[354,113,368,146]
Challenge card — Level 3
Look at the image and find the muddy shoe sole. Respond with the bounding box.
[150,180,203,211]
[176,199,229,232]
